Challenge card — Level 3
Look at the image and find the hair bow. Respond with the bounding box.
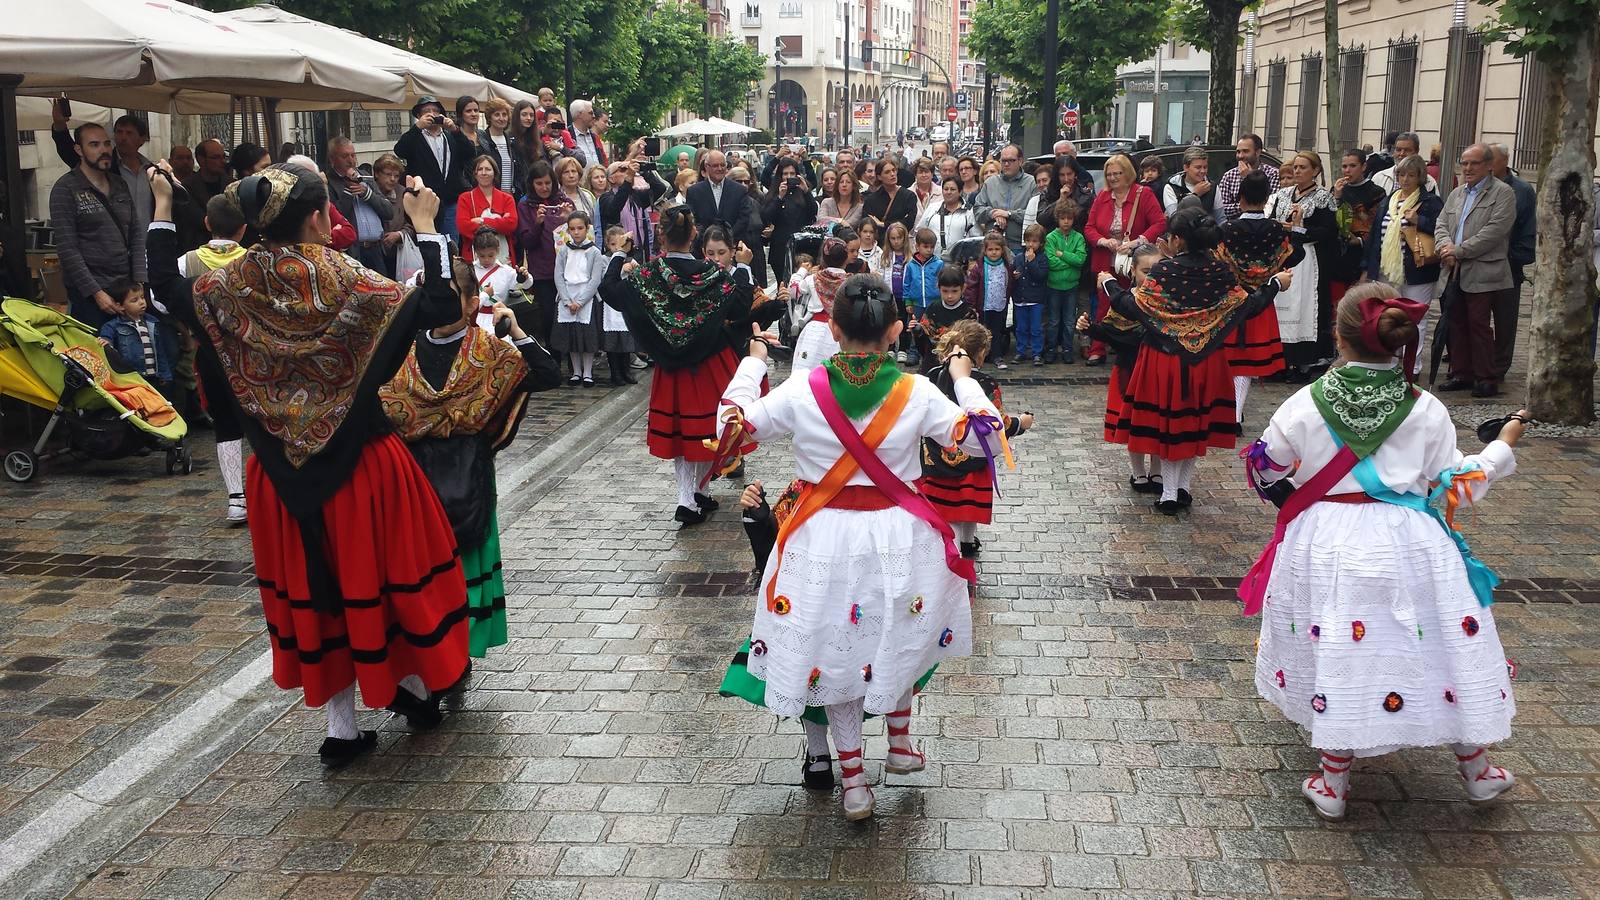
[1356,295,1429,382]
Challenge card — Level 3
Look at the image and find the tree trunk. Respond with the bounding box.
[1324,0,1340,162]
[1206,1,1246,144]
[1527,27,1600,425]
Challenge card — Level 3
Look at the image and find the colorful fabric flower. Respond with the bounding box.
[1462,616,1480,636]
[773,595,792,616]
[861,664,872,682]
[849,603,861,625]
[908,595,924,615]
[1383,692,1404,713]
[1352,621,1366,642]
[1309,624,1320,641]
[1506,658,1517,680]
[1275,670,1286,688]
[1444,689,1456,704]
[750,639,767,656]
[808,667,821,688]
[1311,694,1327,713]
[938,628,954,648]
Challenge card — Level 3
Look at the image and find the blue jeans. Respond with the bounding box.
[1044,287,1079,357]
[1013,303,1043,358]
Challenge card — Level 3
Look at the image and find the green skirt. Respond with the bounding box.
[462,508,508,658]
[718,639,936,725]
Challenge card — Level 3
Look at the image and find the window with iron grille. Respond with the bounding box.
[1296,54,1321,151]
[18,130,34,145]
[1338,49,1365,150]
[1441,32,1485,163]
[386,110,404,141]
[1382,40,1418,135]
[1264,60,1287,152]
[1513,56,1547,172]
[353,109,372,142]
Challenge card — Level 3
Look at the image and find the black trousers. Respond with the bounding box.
[516,280,559,349]
[1493,266,1524,380]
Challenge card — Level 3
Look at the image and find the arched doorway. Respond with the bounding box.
[771,79,807,140]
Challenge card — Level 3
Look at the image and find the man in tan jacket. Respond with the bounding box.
[1435,142,1516,397]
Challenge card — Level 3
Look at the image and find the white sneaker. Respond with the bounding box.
[226,494,247,526]
[1461,763,1515,804]
[896,350,907,364]
[1300,773,1346,820]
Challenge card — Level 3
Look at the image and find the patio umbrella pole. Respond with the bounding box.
[0,76,30,300]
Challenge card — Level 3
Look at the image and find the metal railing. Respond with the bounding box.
[1382,39,1418,136]
[1296,54,1322,152]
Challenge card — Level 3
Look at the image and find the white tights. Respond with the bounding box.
[325,675,427,739]
[1158,458,1197,503]
[1233,376,1252,423]
[673,458,712,509]
[569,351,595,379]
[1128,450,1151,478]
[952,522,977,544]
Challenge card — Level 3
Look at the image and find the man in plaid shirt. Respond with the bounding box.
[1216,134,1280,222]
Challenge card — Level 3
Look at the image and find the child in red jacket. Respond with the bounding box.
[963,232,1017,368]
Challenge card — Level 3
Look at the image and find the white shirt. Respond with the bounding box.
[573,129,602,168]
[1256,370,1515,499]
[1372,165,1438,195]
[422,129,448,172]
[710,178,724,210]
[720,356,1001,486]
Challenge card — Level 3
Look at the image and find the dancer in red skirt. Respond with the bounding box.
[1083,244,1163,494]
[1215,170,1301,422]
[146,162,469,767]
[598,206,783,525]
[1100,200,1293,515]
[917,319,1032,557]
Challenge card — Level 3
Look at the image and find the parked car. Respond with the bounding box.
[1033,144,1283,193]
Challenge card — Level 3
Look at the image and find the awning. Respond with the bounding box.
[0,0,407,112]
[218,5,535,110]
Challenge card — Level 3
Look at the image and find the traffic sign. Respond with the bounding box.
[953,91,970,111]
[1062,102,1080,128]
[946,106,958,122]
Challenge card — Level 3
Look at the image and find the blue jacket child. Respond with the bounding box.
[97,280,174,384]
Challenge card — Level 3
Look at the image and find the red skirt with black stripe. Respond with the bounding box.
[1103,365,1131,445]
[648,346,762,461]
[917,469,995,524]
[1116,348,1241,461]
[249,433,469,709]
[1222,306,1285,377]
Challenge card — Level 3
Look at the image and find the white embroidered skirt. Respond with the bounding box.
[746,504,971,717]
[792,320,841,375]
[1255,501,1515,756]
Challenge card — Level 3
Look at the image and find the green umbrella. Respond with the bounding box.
[658,143,698,177]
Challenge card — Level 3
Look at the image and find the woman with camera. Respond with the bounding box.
[763,157,818,289]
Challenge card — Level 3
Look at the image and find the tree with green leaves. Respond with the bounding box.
[1172,0,1252,145]
[1480,0,1600,424]
[968,0,1168,129]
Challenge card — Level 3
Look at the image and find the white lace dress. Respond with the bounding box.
[1250,380,1517,756]
[719,356,1000,716]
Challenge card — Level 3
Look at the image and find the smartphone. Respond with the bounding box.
[642,137,662,157]
[57,96,72,119]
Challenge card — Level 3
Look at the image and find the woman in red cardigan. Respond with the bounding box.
[1083,153,1166,364]
[456,155,519,261]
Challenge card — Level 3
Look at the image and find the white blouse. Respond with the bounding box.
[1256,372,1515,500]
[720,356,1000,486]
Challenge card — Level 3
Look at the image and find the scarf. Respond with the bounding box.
[1214,220,1295,292]
[1380,189,1420,285]
[194,241,244,271]
[1131,257,1253,358]
[379,326,530,446]
[192,242,409,468]
[625,258,733,350]
[824,352,901,419]
[813,267,846,315]
[1310,363,1418,459]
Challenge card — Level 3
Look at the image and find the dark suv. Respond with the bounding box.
[1033,144,1284,193]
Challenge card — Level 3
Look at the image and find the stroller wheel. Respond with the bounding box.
[4,449,38,483]
[180,447,193,475]
[165,448,178,475]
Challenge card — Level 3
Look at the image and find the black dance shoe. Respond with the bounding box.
[959,540,981,558]
[674,505,708,526]
[387,688,443,731]
[319,730,377,768]
[1176,489,1193,509]
[693,493,721,513]
[1156,499,1181,516]
[802,753,835,790]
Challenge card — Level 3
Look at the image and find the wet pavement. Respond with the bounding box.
[2,335,1599,899]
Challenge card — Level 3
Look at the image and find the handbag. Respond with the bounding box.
[1404,225,1438,268]
[1111,188,1143,277]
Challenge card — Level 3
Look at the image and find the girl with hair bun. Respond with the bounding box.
[1242,282,1527,822]
[598,205,782,525]
[1097,199,1293,515]
[145,162,473,768]
[790,235,851,373]
[717,273,1004,822]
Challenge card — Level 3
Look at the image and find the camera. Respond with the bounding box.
[642,137,662,157]
[787,177,803,194]
[427,114,444,126]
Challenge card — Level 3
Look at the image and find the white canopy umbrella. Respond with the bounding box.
[220,6,532,110]
[0,0,406,112]
[658,117,759,138]
[12,97,112,132]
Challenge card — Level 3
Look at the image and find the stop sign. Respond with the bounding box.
[1063,108,1080,128]
[946,106,958,122]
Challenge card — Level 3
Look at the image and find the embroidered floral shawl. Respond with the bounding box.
[824,352,903,419]
[191,243,409,468]
[625,257,734,350]
[1130,258,1253,357]
[379,326,530,446]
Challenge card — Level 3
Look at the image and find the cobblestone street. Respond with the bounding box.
[2,345,1598,899]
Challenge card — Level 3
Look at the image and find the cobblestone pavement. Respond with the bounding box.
[4,334,1600,899]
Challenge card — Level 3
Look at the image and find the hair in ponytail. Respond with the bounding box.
[659,205,696,249]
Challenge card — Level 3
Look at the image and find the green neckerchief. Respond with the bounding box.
[824,352,903,419]
[1310,363,1418,458]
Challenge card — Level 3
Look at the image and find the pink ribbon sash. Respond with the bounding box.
[808,366,976,585]
[1237,444,1359,616]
